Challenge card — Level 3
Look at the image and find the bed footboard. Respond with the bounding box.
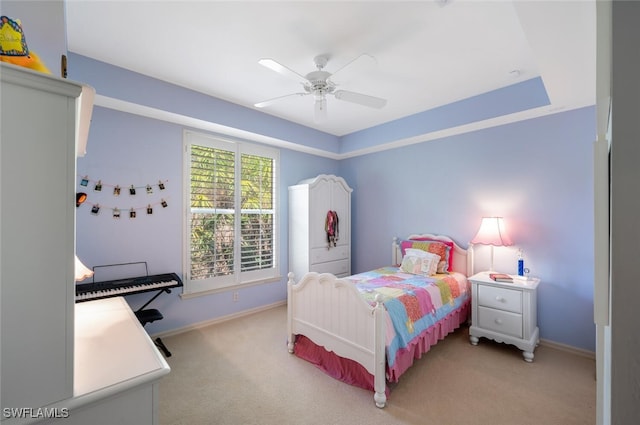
[287,272,387,408]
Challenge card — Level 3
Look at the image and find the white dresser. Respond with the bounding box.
[468,272,540,362]
[288,174,352,280]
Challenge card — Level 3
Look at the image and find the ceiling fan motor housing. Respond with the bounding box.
[305,70,334,95]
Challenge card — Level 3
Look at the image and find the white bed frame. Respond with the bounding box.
[287,234,472,408]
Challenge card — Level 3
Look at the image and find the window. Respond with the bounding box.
[183,131,279,295]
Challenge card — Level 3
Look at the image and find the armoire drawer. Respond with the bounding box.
[478,306,523,338]
[478,285,522,314]
[310,259,350,276]
[310,245,349,264]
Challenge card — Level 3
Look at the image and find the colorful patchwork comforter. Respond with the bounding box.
[345,266,470,370]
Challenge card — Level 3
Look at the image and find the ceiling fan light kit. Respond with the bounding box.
[255,53,387,122]
[314,96,327,123]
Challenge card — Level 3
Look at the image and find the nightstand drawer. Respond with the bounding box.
[478,306,523,338]
[478,285,522,314]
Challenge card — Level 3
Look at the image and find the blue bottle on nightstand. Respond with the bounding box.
[518,249,525,276]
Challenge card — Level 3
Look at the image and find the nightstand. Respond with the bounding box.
[468,272,540,362]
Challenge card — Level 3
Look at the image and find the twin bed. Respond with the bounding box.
[286,234,472,408]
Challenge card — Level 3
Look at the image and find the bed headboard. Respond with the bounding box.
[392,234,472,276]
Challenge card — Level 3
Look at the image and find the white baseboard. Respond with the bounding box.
[150,300,286,339]
[539,338,596,360]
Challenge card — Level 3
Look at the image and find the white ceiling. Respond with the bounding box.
[65,0,596,137]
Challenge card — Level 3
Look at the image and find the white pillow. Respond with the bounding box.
[405,248,429,258]
[400,252,441,276]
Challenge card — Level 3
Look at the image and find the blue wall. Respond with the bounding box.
[340,107,595,350]
[69,54,595,351]
[340,77,550,152]
[75,106,338,333]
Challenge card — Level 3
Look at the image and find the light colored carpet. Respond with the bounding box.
[159,304,596,425]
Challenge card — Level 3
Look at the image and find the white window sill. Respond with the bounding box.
[179,275,282,300]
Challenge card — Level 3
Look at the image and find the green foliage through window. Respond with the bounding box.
[188,142,276,284]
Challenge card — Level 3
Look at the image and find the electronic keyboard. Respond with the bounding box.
[75,272,182,302]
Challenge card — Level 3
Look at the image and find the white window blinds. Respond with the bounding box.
[184,131,279,294]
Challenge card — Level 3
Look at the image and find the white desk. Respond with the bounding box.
[35,297,170,425]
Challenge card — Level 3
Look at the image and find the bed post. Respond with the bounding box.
[373,294,387,408]
[287,272,295,353]
[392,236,400,265]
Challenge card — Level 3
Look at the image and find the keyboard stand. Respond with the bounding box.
[135,287,174,357]
[78,262,182,357]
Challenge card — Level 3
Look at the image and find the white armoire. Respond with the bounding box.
[288,174,352,280]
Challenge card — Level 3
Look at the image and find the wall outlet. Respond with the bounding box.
[232,291,239,302]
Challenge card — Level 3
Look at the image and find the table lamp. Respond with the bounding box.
[470,217,512,272]
[75,255,94,281]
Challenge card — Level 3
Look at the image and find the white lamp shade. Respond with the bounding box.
[471,217,513,246]
[75,255,94,281]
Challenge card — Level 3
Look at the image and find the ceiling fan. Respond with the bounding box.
[254,54,387,122]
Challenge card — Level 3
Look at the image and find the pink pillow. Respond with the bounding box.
[412,237,454,271]
[400,238,454,272]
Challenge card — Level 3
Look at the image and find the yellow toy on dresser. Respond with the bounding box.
[0,15,51,74]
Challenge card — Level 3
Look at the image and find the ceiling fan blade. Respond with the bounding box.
[329,54,377,84]
[334,90,387,109]
[258,58,308,84]
[254,92,308,108]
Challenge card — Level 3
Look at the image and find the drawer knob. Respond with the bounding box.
[494,318,503,325]
[495,296,506,302]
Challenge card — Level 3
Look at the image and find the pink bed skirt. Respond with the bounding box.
[293,298,470,394]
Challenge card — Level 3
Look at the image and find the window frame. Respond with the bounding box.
[182,130,280,296]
